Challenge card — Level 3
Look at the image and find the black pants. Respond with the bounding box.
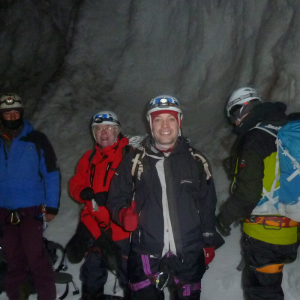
[242,235,298,300]
[81,238,130,299]
[128,251,206,300]
[0,207,56,300]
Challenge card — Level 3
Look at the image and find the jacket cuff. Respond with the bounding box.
[203,233,214,247]
[46,207,58,215]
[118,207,127,224]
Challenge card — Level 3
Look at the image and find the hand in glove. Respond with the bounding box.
[216,214,231,237]
[80,187,95,201]
[118,201,138,232]
[203,246,215,266]
[94,192,108,206]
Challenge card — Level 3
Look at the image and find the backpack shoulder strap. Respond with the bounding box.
[250,123,280,138]
[250,123,282,203]
[129,144,213,182]
[131,145,145,184]
[189,147,212,180]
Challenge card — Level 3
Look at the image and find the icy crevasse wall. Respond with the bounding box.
[1,0,300,229]
[39,0,300,198]
[0,0,82,115]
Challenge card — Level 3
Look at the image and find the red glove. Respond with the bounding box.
[203,246,215,266]
[118,201,138,232]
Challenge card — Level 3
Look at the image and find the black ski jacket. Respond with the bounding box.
[107,136,217,260]
[220,102,288,226]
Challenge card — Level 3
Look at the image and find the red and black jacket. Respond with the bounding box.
[69,136,130,241]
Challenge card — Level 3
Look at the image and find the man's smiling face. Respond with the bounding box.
[152,113,179,148]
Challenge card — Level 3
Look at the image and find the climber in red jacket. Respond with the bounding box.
[69,110,131,300]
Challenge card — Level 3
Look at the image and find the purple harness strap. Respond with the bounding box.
[129,255,159,291]
[128,254,202,296]
[174,278,202,296]
[142,254,152,275]
[129,277,155,291]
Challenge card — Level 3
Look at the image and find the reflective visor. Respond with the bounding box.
[229,99,261,122]
[92,113,120,125]
[229,105,243,122]
[150,97,180,109]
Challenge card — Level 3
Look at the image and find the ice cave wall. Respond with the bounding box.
[1,0,300,203]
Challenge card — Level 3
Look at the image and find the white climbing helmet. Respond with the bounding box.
[0,93,23,110]
[91,111,120,127]
[146,95,183,137]
[147,95,182,121]
[226,87,262,118]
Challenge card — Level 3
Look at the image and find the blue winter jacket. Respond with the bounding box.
[0,120,60,213]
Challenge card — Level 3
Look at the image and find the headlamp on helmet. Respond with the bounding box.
[91,111,120,127]
[0,93,23,110]
[147,95,182,121]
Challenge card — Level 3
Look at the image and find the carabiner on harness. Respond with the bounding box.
[156,272,170,291]
[10,211,20,225]
[35,204,46,219]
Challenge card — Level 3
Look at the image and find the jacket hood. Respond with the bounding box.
[234,102,287,135]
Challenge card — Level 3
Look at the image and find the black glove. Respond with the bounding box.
[216,214,231,237]
[80,187,95,201]
[94,192,108,207]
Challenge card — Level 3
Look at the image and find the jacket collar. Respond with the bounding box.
[95,135,129,155]
[143,135,189,157]
[234,102,287,135]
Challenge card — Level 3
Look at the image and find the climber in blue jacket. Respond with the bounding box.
[0,93,60,300]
